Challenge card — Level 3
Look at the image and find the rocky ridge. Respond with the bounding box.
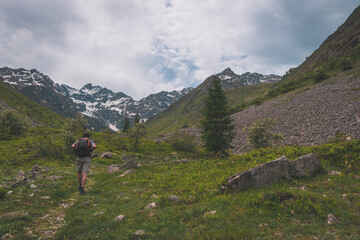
[0,67,193,131]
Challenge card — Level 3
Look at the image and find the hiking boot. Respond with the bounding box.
[78,184,81,189]
[79,187,86,195]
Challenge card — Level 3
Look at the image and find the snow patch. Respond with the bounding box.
[108,124,118,131]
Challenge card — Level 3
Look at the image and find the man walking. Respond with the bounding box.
[72,133,96,195]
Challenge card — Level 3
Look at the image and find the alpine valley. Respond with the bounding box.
[0,67,281,131]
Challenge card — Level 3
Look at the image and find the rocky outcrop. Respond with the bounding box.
[227,154,321,192]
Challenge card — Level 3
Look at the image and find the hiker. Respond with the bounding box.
[72,133,96,195]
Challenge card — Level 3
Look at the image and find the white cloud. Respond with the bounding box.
[0,0,358,99]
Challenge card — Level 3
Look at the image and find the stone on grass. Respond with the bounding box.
[151,194,159,199]
[203,210,217,218]
[45,175,63,181]
[114,215,125,221]
[117,170,134,178]
[1,233,13,239]
[228,154,321,192]
[329,171,341,176]
[120,158,138,169]
[29,193,34,197]
[169,195,181,203]
[30,184,36,189]
[145,202,157,210]
[40,196,50,200]
[0,210,28,220]
[134,230,145,235]
[107,165,120,173]
[327,214,338,224]
[101,152,115,158]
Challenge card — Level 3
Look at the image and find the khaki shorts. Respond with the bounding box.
[76,156,91,173]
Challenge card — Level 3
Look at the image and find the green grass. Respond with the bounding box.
[0,79,65,128]
[1,129,359,239]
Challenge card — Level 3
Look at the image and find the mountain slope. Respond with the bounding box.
[0,67,78,118]
[0,67,193,131]
[170,5,360,153]
[0,77,65,127]
[146,69,281,134]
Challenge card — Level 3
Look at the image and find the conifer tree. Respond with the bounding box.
[134,113,140,124]
[122,116,130,133]
[200,76,235,155]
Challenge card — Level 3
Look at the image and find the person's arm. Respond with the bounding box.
[90,140,96,150]
[72,140,79,148]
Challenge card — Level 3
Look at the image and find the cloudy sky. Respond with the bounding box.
[0,1,358,100]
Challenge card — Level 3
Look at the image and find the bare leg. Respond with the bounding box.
[81,172,88,187]
[77,172,82,186]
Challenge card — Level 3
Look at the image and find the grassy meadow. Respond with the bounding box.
[0,128,359,239]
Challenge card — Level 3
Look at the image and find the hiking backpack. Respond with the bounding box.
[75,138,91,157]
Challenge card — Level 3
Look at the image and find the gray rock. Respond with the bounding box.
[227,154,321,192]
[145,202,157,210]
[203,210,217,218]
[120,158,138,169]
[287,153,321,178]
[114,215,125,221]
[169,195,181,202]
[134,230,145,235]
[116,170,134,178]
[107,165,120,173]
[45,175,63,180]
[329,170,341,175]
[1,233,13,239]
[327,214,338,224]
[0,211,28,220]
[101,152,115,158]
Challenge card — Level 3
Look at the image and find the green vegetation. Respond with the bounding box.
[122,117,130,133]
[128,123,147,151]
[244,118,283,149]
[0,79,65,128]
[0,109,29,140]
[0,126,359,239]
[167,131,198,153]
[145,82,273,135]
[200,77,235,155]
[146,46,360,137]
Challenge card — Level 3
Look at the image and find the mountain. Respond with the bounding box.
[156,5,360,153]
[0,67,193,131]
[146,69,281,134]
[214,67,280,88]
[0,67,78,118]
[58,82,192,130]
[0,77,65,128]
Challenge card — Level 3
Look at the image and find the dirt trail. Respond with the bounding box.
[28,177,95,239]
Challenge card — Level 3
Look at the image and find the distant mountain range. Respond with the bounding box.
[215,67,281,88]
[0,67,281,131]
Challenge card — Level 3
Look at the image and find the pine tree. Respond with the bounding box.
[122,117,130,133]
[200,76,235,155]
[128,123,146,150]
[134,113,140,124]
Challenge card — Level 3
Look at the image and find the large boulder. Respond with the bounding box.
[227,154,320,192]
